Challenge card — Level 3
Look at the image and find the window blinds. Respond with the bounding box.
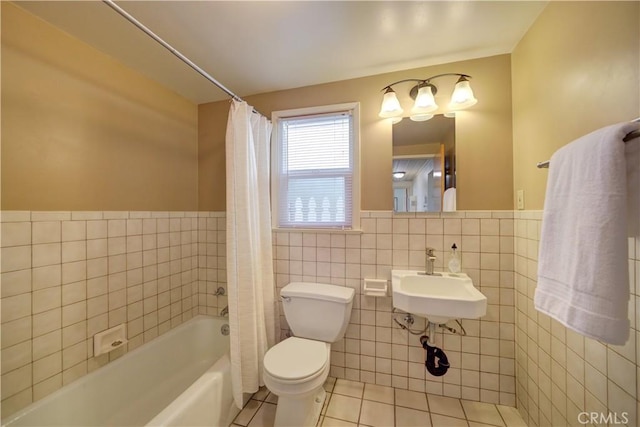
[276,111,354,229]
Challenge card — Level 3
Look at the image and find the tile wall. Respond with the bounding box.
[514,211,639,427]
[6,209,637,424]
[196,212,227,316]
[271,211,517,407]
[1,209,516,419]
[0,211,226,418]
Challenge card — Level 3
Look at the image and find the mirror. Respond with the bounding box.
[392,115,456,212]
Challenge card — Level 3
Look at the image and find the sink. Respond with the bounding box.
[391,270,487,323]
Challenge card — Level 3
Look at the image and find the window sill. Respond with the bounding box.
[272,227,363,235]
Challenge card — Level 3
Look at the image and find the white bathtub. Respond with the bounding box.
[3,315,240,427]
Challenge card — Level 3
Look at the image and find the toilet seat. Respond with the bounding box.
[263,337,329,382]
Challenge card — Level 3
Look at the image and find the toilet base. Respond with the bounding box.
[273,386,326,427]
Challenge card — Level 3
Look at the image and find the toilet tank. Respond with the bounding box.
[281,282,355,343]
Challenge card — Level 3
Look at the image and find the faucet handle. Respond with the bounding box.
[425,247,436,257]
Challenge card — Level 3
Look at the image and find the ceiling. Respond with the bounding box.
[393,157,435,184]
[15,1,548,104]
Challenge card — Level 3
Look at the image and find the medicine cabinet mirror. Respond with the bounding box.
[392,115,456,212]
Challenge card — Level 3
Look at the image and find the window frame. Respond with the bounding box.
[271,102,361,231]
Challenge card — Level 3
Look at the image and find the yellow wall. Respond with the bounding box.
[1,3,199,211]
[198,101,230,213]
[6,1,637,214]
[512,1,640,209]
[199,54,514,211]
[392,143,441,157]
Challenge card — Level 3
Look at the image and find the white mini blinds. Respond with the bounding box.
[273,107,358,229]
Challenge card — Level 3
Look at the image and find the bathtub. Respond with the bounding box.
[3,315,240,427]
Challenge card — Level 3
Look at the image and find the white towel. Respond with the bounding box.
[442,187,456,211]
[627,130,640,236]
[535,122,639,345]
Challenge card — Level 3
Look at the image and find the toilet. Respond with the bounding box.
[263,282,355,427]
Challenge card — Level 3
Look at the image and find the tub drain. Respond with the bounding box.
[221,324,230,336]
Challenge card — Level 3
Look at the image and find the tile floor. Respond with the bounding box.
[231,378,527,427]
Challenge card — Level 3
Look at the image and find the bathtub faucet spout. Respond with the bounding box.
[220,306,229,317]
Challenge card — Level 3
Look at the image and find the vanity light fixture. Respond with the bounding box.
[393,171,406,179]
[379,73,477,122]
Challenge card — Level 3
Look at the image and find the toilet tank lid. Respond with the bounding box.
[282,282,355,303]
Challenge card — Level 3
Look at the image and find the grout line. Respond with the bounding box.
[459,399,469,425]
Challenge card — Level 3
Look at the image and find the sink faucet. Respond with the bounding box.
[424,247,436,275]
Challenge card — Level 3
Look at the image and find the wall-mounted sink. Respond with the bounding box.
[391,270,487,323]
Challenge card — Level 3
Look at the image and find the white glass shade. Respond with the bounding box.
[410,114,434,122]
[411,85,438,116]
[448,79,477,110]
[379,90,403,118]
[393,171,406,179]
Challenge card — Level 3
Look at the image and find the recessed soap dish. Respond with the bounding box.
[94,324,127,356]
[363,278,388,297]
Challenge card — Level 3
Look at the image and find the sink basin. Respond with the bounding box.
[391,270,487,323]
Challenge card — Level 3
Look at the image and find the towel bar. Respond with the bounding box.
[537,119,640,169]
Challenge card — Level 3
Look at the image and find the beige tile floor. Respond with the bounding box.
[231,378,527,427]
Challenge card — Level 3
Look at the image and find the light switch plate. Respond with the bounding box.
[516,190,525,210]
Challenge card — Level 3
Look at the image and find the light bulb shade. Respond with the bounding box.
[379,89,403,118]
[411,85,438,116]
[410,114,434,122]
[393,171,406,179]
[448,78,477,110]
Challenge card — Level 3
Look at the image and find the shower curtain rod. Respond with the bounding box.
[101,0,264,117]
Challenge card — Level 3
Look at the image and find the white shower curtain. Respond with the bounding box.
[226,100,276,408]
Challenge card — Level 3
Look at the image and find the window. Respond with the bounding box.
[272,103,360,230]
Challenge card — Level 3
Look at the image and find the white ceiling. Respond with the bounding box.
[15,1,548,104]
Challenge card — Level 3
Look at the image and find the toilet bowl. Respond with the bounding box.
[263,282,354,427]
[263,337,330,426]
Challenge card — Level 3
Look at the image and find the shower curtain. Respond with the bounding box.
[226,100,276,408]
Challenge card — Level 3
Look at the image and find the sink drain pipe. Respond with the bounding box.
[420,323,449,376]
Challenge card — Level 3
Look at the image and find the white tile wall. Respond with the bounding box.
[514,211,639,427]
[0,211,210,417]
[2,210,515,418]
[269,211,516,407]
[196,213,227,316]
[13,209,636,425]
